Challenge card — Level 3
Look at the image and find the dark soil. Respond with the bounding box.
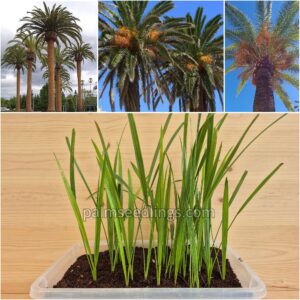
[54,247,241,288]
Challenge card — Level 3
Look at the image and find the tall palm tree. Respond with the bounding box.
[98,0,191,112]
[1,45,27,112]
[67,41,95,111]
[164,8,223,112]
[41,48,75,111]
[9,31,40,112]
[18,2,82,112]
[226,1,299,112]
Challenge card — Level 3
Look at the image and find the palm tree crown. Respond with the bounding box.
[1,45,27,71]
[18,2,82,45]
[10,30,41,63]
[226,1,299,111]
[67,42,95,62]
[165,8,223,111]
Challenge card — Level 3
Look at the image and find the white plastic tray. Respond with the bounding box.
[30,241,267,299]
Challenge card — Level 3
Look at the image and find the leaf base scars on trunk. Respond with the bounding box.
[47,39,56,112]
[190,87,207,112]
[253,57,275,112]
[76,60,83,112]
[56,67,62,112]
[26,59,33,112]
[124,70,140,112]
[16,67,21,112]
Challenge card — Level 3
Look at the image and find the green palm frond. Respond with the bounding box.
[279,72,299,89]
[285,64,299,74]
[256,1,272,30]
[275,85,295,112]
[225,2,256,43]
[273,1,299,36]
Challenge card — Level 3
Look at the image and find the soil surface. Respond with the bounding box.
[54,247,241,288]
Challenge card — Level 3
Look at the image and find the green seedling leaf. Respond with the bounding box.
[221,179,229,280]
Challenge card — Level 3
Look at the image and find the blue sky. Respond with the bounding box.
[225,1,299,112]
[99,1,224,112]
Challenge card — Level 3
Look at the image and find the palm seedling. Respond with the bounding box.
[55,113,285,287]
[9,30,41,112]
[18,1,82,111]
[226,1,299,112]
[67,41,95,112]
[98,0,192,112]
[164,8,224,112]
[1,45,27,112]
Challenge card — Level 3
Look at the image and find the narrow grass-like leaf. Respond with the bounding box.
[229,163,284,229]
[221,179,229,280]
[54,154,95,279]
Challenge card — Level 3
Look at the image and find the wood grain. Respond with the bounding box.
[1,113,299,299]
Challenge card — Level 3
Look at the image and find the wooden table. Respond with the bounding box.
[2,113,299,299]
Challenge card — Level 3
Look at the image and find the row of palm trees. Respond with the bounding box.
[2,2,95,112]
[98,1,223,112]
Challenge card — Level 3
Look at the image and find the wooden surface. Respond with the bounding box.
[1,113,299,299]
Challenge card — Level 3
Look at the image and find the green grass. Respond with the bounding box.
[55,113,284,287]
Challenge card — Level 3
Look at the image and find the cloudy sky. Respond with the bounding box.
[0,0,97,99]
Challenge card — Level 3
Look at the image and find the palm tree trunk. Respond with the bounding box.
[47,40,56,112]
[16,67,21,112]
[198,88,205,111]
[253,58,275,112]
[26,59,33,112]
[55,67,62,112]
[125,69,140,112]
[189,98,194,111]
[76,60,83,112]
[109,86,115,112]
[55,69,58,111]
[190,86,205,112]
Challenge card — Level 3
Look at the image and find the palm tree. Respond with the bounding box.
[9,31,41,112]
[164,8,223,112]
[1,45,27,112]
[41,48,75,111]
[98,0,192,112]
[67,41,95,112]
[226,1,299,112]
[43,67,72,111]
[18,2,82,112]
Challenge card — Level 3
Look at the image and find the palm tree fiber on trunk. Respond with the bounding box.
[253,59,275,112]
[26,59,33,112]
[76,61,83,112]
[47,39,56,112]
[16,68,21,112]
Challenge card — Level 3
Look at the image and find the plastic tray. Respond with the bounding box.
[30,241,267,299]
